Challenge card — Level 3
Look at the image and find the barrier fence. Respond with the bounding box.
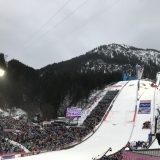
[122,151,160,160]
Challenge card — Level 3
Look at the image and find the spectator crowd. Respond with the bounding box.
[0,100,111,155]
[0,136,23,155]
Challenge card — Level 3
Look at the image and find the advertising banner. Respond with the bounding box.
[3,129,23,133]
[2,155,15,159]
[66,108,82,117]
[138,100,151,114]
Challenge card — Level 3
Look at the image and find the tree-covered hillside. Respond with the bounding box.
[0,53,122,120]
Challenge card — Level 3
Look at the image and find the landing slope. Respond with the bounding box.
[130,80,155,142]
[21,81,138,160]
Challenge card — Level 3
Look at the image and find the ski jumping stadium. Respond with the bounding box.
[1,70,160,160]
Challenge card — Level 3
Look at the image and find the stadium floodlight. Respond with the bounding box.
[0,69,4,76]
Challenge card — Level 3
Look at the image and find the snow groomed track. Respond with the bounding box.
[130,80,155,142]
[102,80,138,156]
[149,78,160,149]
[19,80,139,160]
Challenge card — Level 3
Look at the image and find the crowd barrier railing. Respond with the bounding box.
[122,150,160,160]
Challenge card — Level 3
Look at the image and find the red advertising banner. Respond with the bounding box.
[122,151,160,160]
[3,129,23,133]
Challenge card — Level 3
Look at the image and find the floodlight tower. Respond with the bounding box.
[135,64,143,80]
[0,69,4,76]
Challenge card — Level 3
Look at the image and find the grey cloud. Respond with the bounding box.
[0,0,160,69]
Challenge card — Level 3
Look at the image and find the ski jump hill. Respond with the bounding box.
[11,76,160,160]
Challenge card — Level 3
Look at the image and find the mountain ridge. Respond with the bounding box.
[38,43,160,78]
[0,43,159,119]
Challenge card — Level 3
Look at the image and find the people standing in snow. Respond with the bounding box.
[143,121,150,128]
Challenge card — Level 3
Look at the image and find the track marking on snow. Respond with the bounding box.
[103,111,119,121]
[126,120,134,123]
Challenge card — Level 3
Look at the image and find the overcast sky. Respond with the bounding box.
[0,0,160,69]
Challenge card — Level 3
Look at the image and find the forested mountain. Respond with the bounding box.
[39,44,160,78]
[0,43,160,120]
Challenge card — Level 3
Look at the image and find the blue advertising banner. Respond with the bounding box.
[138,100,151,114]
[2,155,15,159]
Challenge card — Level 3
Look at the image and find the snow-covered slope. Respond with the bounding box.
[130,80,155,142]
[20,80,139,160]
[79,43,160,75]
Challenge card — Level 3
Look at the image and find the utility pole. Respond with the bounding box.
[4,55,8,68]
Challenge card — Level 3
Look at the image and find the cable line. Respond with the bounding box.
[28,0,121,58]
[14,0,71,52]
[16,0,90,54]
